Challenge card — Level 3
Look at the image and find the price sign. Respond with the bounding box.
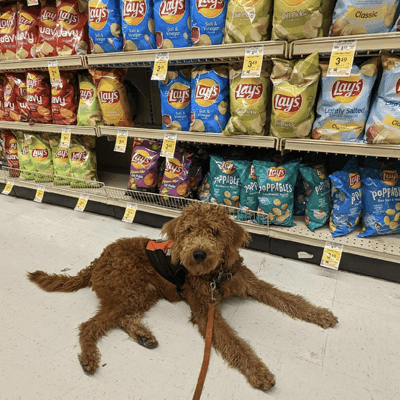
[48,60,62,87]
[327,40,357,77]
[34,186,45,203]
[27,0,39,6]
[242,46,264,78]
[122,203,138,223]
[161,133,177,158]
[151,52,169,81]
[114,130,128,153]
[320,241,343,270]
[2,181,14,195]
[60,128,72,148]
[75,195,89,212]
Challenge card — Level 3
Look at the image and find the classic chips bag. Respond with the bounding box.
[253,158,300,226]
[224,0,271,43]
[89,68,134,127]
[36,0,58,58]
[89,0,123,53]
[1,132,19,170]
[313,58,379,142]
[159,69,191,131]
[15,131,35,180]
[3,75,20,122]
[270,52,320,139]
[69,136,98,186]
[16,4,41,59]
[51,72,77,125]
[48,134,71,185]
[0,4,20,60]
[121,0,156,51]
[223,63,270,136]
[153,0,191,49]
[330,0,399,36]
[77,74,103,126]
[29,134,54,182]
[27,71,52,123]
[299,163,331,232]
[190,0,227,46]
[359,165,400,237]
[190,65,230,133]
[365,54,400,145]
[6,73,29,122]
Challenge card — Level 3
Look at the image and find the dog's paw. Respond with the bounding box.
[247,366,276,392]
[314,308,338,329]
[78,353,99,374]
[137,335,158,349]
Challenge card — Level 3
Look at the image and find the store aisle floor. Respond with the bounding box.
[1,196,399,400]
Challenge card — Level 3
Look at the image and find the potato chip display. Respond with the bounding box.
[77,74,103,127]
[1,132,19,170]
[16,4,41,59]
[0,4,20,60]
[29,133,54,182]
[36,0,58,58]
[223,63,270,136]
[15,131,35,180]
[3,75,20,122]
[224,0,272,44]
[270,52,320,139]
[51,72,77,125]
[69,136,98,186]
[27,71,53,124]
[6,73,29,123]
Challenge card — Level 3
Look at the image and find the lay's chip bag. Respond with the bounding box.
[313,58,379,142]
[77,73,103,127]
[29,133,54,182]
[190,65,230,133]
[49,134,71,185]
[253,158,301,226]
[15,131,35,180]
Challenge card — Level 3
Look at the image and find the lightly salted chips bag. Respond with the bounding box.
[329,158,362,238]
[223,63,271,136]
[159,69,191,131]
[365,53,400,144]
[190,65,230,133]
[270,52,320,139]
[312,58,379,142]
[253,158,301,227]
[77,74,103,127]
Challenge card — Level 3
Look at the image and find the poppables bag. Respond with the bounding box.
[190,0,227,46]
[153,0,191,49]
[36,0,58,58]
[313,58,378,142]
[16,4,41,59]
[365,53,400,145]
[77,74,103,127]
[121,0,156,51]
[15,131,35,180]
[160,151,192,197]
[29,134,54,182]
[51,72,77,125]
[26,71,52,123]
[190,65,230,133]
[159,69,191,131]
[49,134,71,185]
[69,136,98,186]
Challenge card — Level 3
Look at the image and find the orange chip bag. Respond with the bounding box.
[89,68,134,127]
[6,73,29,122]
[0,4,20,60]
[16,4,41,59]
[51,72,77,125]
[27,71,53,123]
[36,0,58,58]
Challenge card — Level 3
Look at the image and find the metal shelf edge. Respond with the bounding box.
[0,55,84,71]
[0,122,97,136]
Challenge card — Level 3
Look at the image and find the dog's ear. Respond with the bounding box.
[229,218,251,249]
[161,216,180,241]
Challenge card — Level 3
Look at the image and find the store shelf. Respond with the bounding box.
[281,139,400,159]
[0,55,85,72]
[0,121,97,136]
[290,32,400,58]
[99,126,278,149]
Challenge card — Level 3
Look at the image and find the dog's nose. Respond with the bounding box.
[193,250,207,264]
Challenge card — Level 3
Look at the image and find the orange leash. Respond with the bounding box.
[192,302,215,400]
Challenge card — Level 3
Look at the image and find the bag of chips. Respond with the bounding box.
[27,71,53,124]
[121,0,156,51]
[330,0,399,36]
[16,4,41,59]
[51,72,77,125]
[223,63,271,136]
[46,134,71,185]
[1,132,19,170]
[313,58,379,142]
[270,52,320,139]
[10,73,29,122]
[77,74,103,126]
[56,0,89,56]
[159,69,191,131]
[3,75,20,122]
[89,68,134,127]
[29,133,54,182]
[391,14,400,31]
[294,173,306,215]
[153,0,191,49]
[190,0,227,46]
[0,4,20,60]
[299,163,331,232]
[15,131,35,180]
[36,0,58,58]
[190,65,230,133]
[0,75,4,120]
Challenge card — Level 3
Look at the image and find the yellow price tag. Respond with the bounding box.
[60,129,71,148]
[242,46,263,78]
[320,241,343,270]
[161,133,177,158]
[75,195,89,212]
[2,181,14,195]
[114,130,128,153]
[34,186,45,203]
[327,40,357,77]
[48,60,62,86]
[151,53,169,81]
[122,203,138,223]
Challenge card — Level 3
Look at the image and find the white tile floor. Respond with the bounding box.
[1,195,399,400]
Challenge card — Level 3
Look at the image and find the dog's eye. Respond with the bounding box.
[212,229,218,237]
[187,227,193,233]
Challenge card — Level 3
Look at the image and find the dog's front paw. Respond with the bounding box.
[247,366,276,391]
[314,308,338,329]
[78,352,99,374]
[137,335,158,349]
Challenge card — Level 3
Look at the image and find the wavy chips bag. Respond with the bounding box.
[7,73,29,122]
[36,0,58,58]
[51,72,77,125]
[15,131,35,180]
[0,75,4,120]
[270,52,320,139]
[313,58,378,142]
[16,4,41,59]
[3,75,20,122]
[0,4,20,60]
[27,71,52,123]
[29,134,54,182]
[1,132,19,170]
[160,151,192,197]
[77,74,103,126]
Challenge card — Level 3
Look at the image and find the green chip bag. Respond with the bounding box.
[15,131,35,180]
[49,135,71,186]
[29,134,54,183]
[77,74,103,127]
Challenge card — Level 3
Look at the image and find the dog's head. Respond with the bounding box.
[161,202,251,276]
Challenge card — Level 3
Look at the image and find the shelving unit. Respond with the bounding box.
[0,121,97,136]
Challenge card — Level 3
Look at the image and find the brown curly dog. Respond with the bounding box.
[28,202,338,391]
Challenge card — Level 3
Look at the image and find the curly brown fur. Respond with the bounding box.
[28,202,338,390]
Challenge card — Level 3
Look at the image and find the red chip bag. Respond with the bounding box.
[3,76,20,121]
[0,5,20,60]
[51,72,77,125]
[27,71,52,123]
[6,73,29,122]
[56,0,89,56]
[1,132,19,170]
[0,75,4,120]
[36,0,58,58]
[16,5,41,59]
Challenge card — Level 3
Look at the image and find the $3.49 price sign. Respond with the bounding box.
[242,46,264,78]
[122,203,138,223]
[60,128,72,148]
[327,40,357,77]
[114,130,128,153]
[320,241,344,270]
[151,53,169,81]
[2,181,14,195]
[161,133,177,158]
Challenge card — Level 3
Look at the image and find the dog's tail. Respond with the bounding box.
[27,266,92,292]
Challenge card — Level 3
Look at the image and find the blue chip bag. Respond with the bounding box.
[294,173,306,215]
[312,58,378,142]
[253,159,301,227]
[391,15,400,31]
[190,0,227,46]
[154,0,191,49]
[121,0,156,51]
[89,0,124,53]
[190,65,230,133]
[359,166,400,238]
[365,53,400,145]
[159,69,191,131]
[329,158,362,238]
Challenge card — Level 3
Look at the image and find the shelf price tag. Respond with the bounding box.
[320,241,343,270]
[34,186,45,203]
[122,203,138,223]
[327,40,357,77]
[161,133,177,158]
[242,46,264,78]
[2,181,14,195]
[151,52,169,81]
[114,130,129,153]
[60,128,72,148]
[48,60,62,87]
[75,194,89,212]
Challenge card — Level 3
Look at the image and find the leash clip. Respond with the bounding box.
[210,280,216,303]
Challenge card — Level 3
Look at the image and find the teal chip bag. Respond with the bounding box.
[294,173,306,215]
[329,158,362,238]
[253,158,300,226]
[299,163,331,232]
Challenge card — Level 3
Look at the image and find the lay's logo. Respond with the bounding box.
[167,83,190,109]
[122,0,147,25]
[131,150,152,168]
[19,13,35,31]
[220,161,235,175]
[234,81,263,106]
[332,77,363,103]
[160,0,186,24]
[59,6,79,29]
[196,0,225,18]
[348,173,361,189]
[80,89,94,101]
[195,79,219,107]
[381,170,399,186]
[42,9,57,23]
[55,149,69,163]
[274,93,302,118]
[99,90,119,104]
[89,1,109,30]
[396,78,400,95]
[268,166,286,181]
[32,148,49,160]
[165,158,183,178]
[71,151,88,164]
[315,165,326,179]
